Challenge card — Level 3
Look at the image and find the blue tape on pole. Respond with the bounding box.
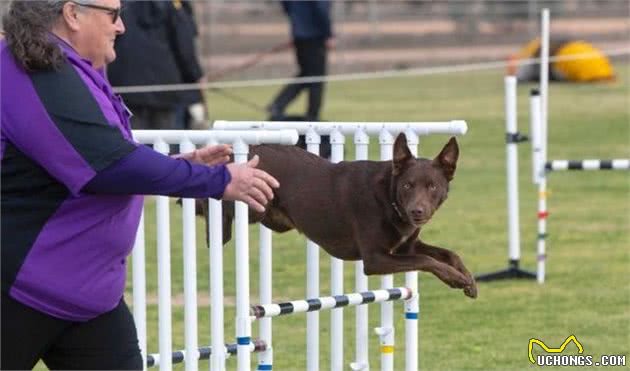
[257,365,273,370]
[405,312,418,319]
[237,337,251,345]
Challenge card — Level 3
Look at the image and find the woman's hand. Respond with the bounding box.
[173,144,232,166]
[223,155,279,213]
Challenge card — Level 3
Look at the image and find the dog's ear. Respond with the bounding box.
[434,137,459,181]
[392,133,413,176]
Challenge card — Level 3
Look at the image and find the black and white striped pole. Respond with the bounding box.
[250,288,413,319]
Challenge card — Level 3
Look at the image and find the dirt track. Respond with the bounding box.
[202,17,629,78]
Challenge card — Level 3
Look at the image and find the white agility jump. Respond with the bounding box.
[131,121,468,371]
[476,9,629,285]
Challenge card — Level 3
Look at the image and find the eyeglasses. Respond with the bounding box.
[70,1,121,24]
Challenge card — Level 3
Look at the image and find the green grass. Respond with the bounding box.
[126,64,629,371]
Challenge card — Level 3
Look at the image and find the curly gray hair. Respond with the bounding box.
[3,1,94,71]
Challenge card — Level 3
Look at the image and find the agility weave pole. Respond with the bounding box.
[130,129,298,371]
[477,9,629,285]
[531,10,628,285]
[131,122,468,371]
[529,93,630,285]
[214,120,468,371]
[475,76,536,283]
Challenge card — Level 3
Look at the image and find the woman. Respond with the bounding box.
[0,1,278,369]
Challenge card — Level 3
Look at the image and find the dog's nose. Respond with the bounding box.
[411,208,424,219]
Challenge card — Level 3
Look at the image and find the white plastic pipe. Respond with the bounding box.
[305,129,321,371]
[257,226,273,370]
[133,129,298,146]
[132,212,147,371]
[537,179,547,284]
[403,130,419,371]
[377,129,395,371]
[529,90,543,184]
[351,129,370,371]
[154,139,173,371]
[540,9,550,163]
[213,120,468,136]
[505,76,521,262]
[179,140,199,371]
[209,196,227,371]
[233,139,252,371]
[329,129,345,371]
[531,99,548,284]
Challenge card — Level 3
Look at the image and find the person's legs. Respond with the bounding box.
[300,39,327,121]
[42,299,142,370]
[127,106,151,130]
[149,109,178,130]
[128,106,179,153]
[128,106,177,130]
[1,292,68,370]
[267,41,309,119]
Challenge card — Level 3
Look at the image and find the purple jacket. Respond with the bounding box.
[1,37,229,321]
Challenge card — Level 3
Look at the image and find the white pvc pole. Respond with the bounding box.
[540,9,550,163]
[403,130,419,371]
[329,129,345,371]
[377,129,395,371]
[233,139,251,371]
[532,91,548,284]
[537,179,548,284]
[538,8,550,285]
[154,139,173,371]
[210,196,226,371]
[133,129,299,147]
[529,90,543,184]
[305,129,320,371]
[258,226,273,370]
[351,130,370,371]
[132,211,147,371]
[505,76,521,263]
[180,140,199,371]
[213,120,468,137]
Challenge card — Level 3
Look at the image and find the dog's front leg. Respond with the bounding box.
[411,240,477,298]
[361,248,475,298]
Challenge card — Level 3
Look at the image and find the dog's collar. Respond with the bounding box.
[391,201,405,220]
[389,176,408,224]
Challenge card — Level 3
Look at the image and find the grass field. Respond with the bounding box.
[127,62,629,371]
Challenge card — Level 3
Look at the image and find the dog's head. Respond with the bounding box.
[391,133,458,226]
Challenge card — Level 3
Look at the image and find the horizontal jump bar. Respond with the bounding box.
[545,159,630,171]
[146,339,267,368]
[132,129,299,145]
[213,120,468,136]
[251,287,413,319]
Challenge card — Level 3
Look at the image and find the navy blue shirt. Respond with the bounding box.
[282,0,332,41]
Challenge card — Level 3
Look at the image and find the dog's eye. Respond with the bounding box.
[428,183,437,191]
[403,182,412,190]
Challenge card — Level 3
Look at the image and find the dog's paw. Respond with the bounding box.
[463,283,478,299]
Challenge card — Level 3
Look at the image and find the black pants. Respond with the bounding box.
[128,106,177,130]
[269,38,327,121]
[1,293,142,370]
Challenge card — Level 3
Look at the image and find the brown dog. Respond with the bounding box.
[212,133,476,298]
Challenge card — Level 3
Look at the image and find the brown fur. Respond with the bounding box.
[210,133,477,298]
